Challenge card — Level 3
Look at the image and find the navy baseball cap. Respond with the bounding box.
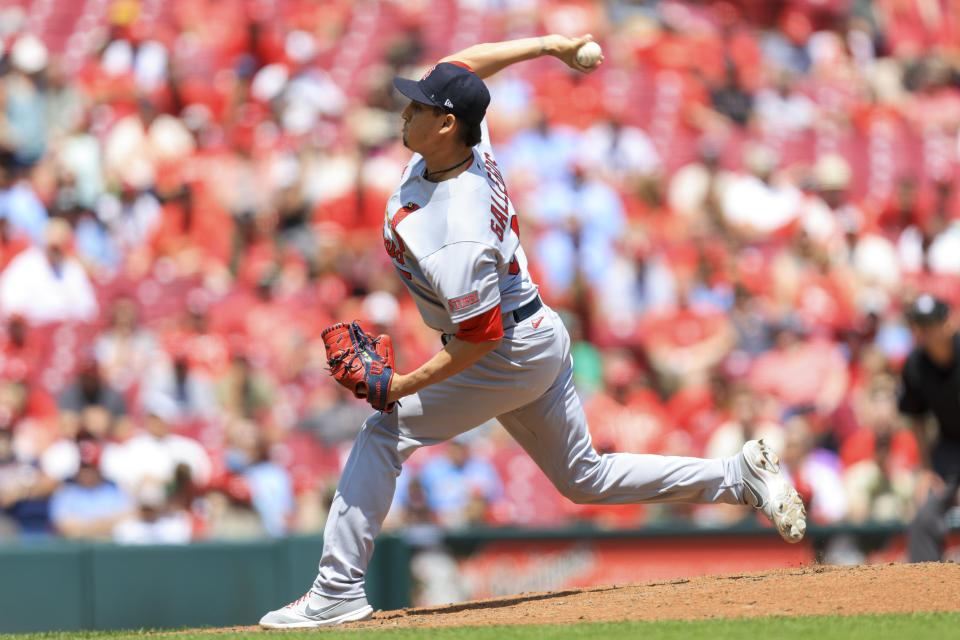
[906,295,950,325]
[394,62,490,125]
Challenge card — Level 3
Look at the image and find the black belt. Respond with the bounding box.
[508,295,543,324]
[440,296,543,345]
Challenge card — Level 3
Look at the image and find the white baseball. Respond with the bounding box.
[575,41,602,68]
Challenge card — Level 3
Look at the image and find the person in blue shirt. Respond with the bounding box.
[49,442,133,540]
[0,155,48,246]
[415,439,503,528]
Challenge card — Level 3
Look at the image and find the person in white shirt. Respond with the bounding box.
[721,143,802,238]
[0,217,98,324]
[112,480,192,545]
[100,394,211,495]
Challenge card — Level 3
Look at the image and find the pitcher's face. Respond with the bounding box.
[401,100,443,152]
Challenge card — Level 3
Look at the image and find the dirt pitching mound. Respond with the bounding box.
[351,562,959,629]
[182,562,959,634]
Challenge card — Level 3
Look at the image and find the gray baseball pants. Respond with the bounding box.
[313,306,745,599]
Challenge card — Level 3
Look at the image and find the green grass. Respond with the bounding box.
[5,613,960,640]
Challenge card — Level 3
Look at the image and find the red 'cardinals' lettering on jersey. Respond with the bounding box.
[383,202,420,266]
[381,120,539,334]
[383,228,406,265]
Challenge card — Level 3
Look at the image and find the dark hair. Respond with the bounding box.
[433,106,483,147]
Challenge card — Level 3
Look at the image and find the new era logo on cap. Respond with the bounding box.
[444,98,454,108]
[916,295,937,314]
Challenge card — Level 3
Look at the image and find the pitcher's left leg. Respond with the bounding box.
[498,359,745,506]
[499,354,807,541]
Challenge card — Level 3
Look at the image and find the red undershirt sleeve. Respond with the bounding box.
[454,304,504,343]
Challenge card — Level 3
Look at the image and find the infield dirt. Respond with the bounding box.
[347,562,959,629]
[186,561,960,633]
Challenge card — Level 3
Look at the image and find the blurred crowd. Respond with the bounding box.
[0,0,958,544]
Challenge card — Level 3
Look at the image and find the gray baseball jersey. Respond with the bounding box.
[382,122,537,334]
[311,120,746,600]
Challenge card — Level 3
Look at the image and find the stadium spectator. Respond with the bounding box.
[0,152,48,247]
[529,162,626,297]
[754,71,816,135]
[0,314,41,381]
[710,63,754,127]
[704,385,786,460]
[141,350,219,423]
[398,440,503,530]
[93,297,159,394]
[0,421,57,537]
[2,35,49,166]
[223,421,295,537]
[585,351,665,455]
[0,218,98,324]
[577,114,662,188]
[57,355,129,442]
[215,353,277,422]
[112,480,192,545]
[637,296,737,392]
[96,182,162,263]
[782,414,848,525]
[100,395,212,495]
[199,483,268,541]
[667,137,728,230]
[721,144,802,240]
[0,427,20,536]
[49,441,133,540]
[842,378,920,523]
[749,318,850,414]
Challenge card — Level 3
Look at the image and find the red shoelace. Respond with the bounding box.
[286,592,310,608]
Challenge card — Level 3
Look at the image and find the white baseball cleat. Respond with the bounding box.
[259,591,373,629]
[739,439,807,543]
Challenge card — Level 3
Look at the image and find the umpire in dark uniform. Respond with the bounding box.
[898,295,960,561]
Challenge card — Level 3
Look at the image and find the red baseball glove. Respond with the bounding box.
[322,321,396,412]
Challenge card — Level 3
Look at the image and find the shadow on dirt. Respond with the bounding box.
[380,585,620,619]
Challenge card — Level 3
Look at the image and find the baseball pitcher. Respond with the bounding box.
[259,34,806,628]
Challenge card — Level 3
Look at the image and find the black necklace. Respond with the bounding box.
[423,154,473,180]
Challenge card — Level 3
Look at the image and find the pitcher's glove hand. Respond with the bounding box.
[322,321,396,412]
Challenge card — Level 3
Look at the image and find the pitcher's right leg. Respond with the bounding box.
[260,413,408,628]
[261,337,562,628]
[312,415,413,599]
